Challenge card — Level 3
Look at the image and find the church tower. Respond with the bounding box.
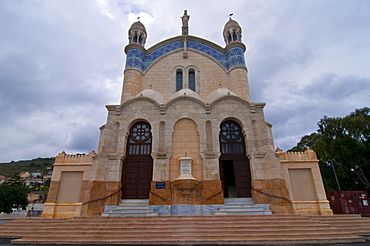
[43,11,332,218]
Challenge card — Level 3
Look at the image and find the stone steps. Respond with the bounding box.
[102,198,273,216]
[1,215,369,245]
[310,214,370,234]
[1,214,316,223]
[213,198,272,215]
[102,199,159,217]
[7,238,364,245]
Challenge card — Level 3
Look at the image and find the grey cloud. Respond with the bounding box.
[266,73,370,150]
[303,73,370,101]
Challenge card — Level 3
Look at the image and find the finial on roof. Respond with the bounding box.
[229,13,233,20]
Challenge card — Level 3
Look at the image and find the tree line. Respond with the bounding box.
[289,107,369,193]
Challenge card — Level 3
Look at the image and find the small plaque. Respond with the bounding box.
[182,162,191,174]
[156,182,165,189]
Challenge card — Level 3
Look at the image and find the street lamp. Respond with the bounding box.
[328,159,341,191]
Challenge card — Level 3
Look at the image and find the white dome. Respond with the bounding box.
[170,88,202,101]
[128,21,147,35]
[207,88,236,103]
[136,89,164,104]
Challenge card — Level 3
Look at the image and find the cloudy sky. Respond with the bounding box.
[0,0,369,163]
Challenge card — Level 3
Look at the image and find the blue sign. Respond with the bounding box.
[156,182,165,189]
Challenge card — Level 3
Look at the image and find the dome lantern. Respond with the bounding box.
[223,18,242,45]
[128,20,147,47]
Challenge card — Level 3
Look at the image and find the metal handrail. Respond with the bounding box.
[81,190,120,205]
[206,190,223,201]
[251,186,292,203]
[150,190,168,202]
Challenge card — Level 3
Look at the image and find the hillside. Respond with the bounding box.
[0,157,54,177]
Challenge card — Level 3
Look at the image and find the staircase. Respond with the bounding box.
[102,199,159,217]
[213,198,272,215]
[1,214,369,245]
[102,198,271,217]
[310,214,370,235]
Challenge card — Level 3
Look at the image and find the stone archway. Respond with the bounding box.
[219,120,252,198]
[121,122,153,199]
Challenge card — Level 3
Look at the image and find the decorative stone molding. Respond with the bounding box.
[54,151,96,165]
[255,152,266,158]
[205,152,217,159]
[107,153,118,160]
[277,147,318,161]
[156,152,167,159]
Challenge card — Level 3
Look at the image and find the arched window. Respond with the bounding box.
[220,120,244,154]
[127,122,152,155]
[176,70,183,91]
[188,70,195,91]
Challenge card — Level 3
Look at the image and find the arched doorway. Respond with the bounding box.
[219,120,252,198]
[121,122,153,199]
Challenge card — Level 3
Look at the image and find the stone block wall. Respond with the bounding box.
[42,151,94,218]
[278,148,333,215]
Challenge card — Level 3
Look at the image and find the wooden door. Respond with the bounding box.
[121,122,153,199]
[233,158,252,197]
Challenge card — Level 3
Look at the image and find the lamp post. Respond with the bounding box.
[329,159,341,191]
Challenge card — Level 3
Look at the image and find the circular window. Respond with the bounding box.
[220,120,242,142]
[130,122,152,143]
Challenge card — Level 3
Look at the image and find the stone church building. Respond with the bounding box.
[42,11,332,218]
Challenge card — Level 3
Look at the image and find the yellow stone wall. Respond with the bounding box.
[142,50,231,102]
[170,118,202,181]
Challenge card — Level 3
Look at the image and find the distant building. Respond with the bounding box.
[30,172,42,178]
[0,175,8,184]
[19,172,30,179]
[43,171,52,182]
[23,176,43,187]
[43,11,332,218]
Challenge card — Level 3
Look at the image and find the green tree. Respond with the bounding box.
[289,107,370,192]
[0,184,29,213]
[4,175,25,187]
[289,133,322,152]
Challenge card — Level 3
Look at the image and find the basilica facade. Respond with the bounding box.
[43,11,332,218]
